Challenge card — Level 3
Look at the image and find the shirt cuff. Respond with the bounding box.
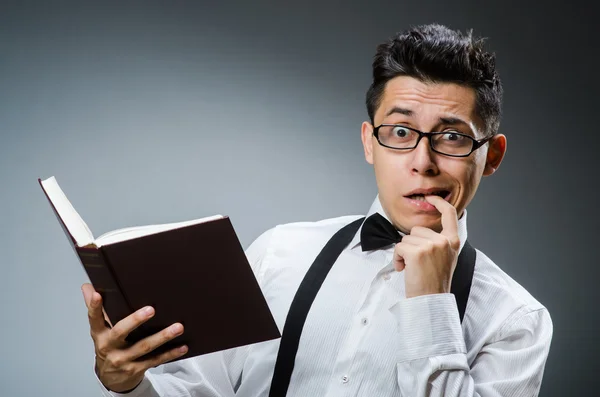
[95,369,153,397]
[389,293,466,362]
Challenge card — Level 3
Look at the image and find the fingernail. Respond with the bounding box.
[170,323,183,335]
[143,306,154,316]
[179,345,188,353]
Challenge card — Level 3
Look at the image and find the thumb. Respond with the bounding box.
[81,283,96,307]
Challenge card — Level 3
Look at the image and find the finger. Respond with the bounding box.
[408,227,451,250]
[393,242,417,269]
[408,226,440,240]
[424,195,459,240]
[109,306,155,342]
[82,283,94,305]
[82,284,107,320]
[125,323,185,362]
[394,257,406,272]
[83,285,108,334]
[401,235,433,247]
[140,344,189,371]
[140,345,188,370]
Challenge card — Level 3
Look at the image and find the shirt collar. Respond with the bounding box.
[349,194,468,253]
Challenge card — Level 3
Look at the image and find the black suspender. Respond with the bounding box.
[453,240,476,323]
[267,217,364,397]
[268,217,477,397]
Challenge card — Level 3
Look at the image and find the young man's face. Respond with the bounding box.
[361,75,506,234]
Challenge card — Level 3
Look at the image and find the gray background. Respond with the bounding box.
[1,1,597,396]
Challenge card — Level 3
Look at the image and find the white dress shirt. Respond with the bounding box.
[97,196,553,397]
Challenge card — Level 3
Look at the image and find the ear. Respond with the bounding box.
[483,133,507,176]
[361,121,375,165]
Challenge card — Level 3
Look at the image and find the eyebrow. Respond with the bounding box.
[439,116,469,126]
[384,107,471,129]
[385,106,413,117]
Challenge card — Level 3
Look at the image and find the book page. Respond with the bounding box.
[95,215,224,246]
[40,177,95,247]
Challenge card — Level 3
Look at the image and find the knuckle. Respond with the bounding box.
[436,235,448,246]
[122,364,138,377]
[443,236,456,249]
[96,341,110,358]
[158,352,173,367]
[162,327,176,340]
[137,340,152,355]
[107,354,125,368]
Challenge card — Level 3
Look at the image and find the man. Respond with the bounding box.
[84,24,553,396]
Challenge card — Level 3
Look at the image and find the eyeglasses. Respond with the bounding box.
[372,124,494,157]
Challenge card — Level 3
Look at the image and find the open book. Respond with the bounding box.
[41,176,225,247]
[39,176,280,360]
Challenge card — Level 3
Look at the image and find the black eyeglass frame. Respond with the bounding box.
[372,123,494,158]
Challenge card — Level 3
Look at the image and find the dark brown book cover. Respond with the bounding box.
[39,178,281,361]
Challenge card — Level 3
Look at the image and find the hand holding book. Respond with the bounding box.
[82,283,186,393]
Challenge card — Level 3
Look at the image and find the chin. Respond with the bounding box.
[394,212,443,234]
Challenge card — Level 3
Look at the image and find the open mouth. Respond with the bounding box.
[405,189,451,202]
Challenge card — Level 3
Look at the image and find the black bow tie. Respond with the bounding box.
[360,212,403,252]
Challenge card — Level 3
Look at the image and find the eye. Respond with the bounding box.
[441,131,466,141]
[392,126,411,138]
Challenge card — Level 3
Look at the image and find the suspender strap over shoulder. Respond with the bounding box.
[268,217,364,397]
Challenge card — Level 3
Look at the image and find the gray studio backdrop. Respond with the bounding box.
[1,1,597,396]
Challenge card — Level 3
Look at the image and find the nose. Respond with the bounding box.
[410,137,439,176]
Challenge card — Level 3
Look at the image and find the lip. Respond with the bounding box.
[404,191,453,212]
[404,187,452,200]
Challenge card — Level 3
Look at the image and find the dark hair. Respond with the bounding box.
[366,24,503,136]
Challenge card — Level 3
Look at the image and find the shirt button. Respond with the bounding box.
[342,375,349,383]
[361,317,368,326]
[383,273,391,281]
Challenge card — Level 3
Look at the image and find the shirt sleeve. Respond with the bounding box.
[95,227,276,397]
[390,293,553,397]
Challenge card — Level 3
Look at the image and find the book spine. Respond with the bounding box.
[76,247,132,326]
